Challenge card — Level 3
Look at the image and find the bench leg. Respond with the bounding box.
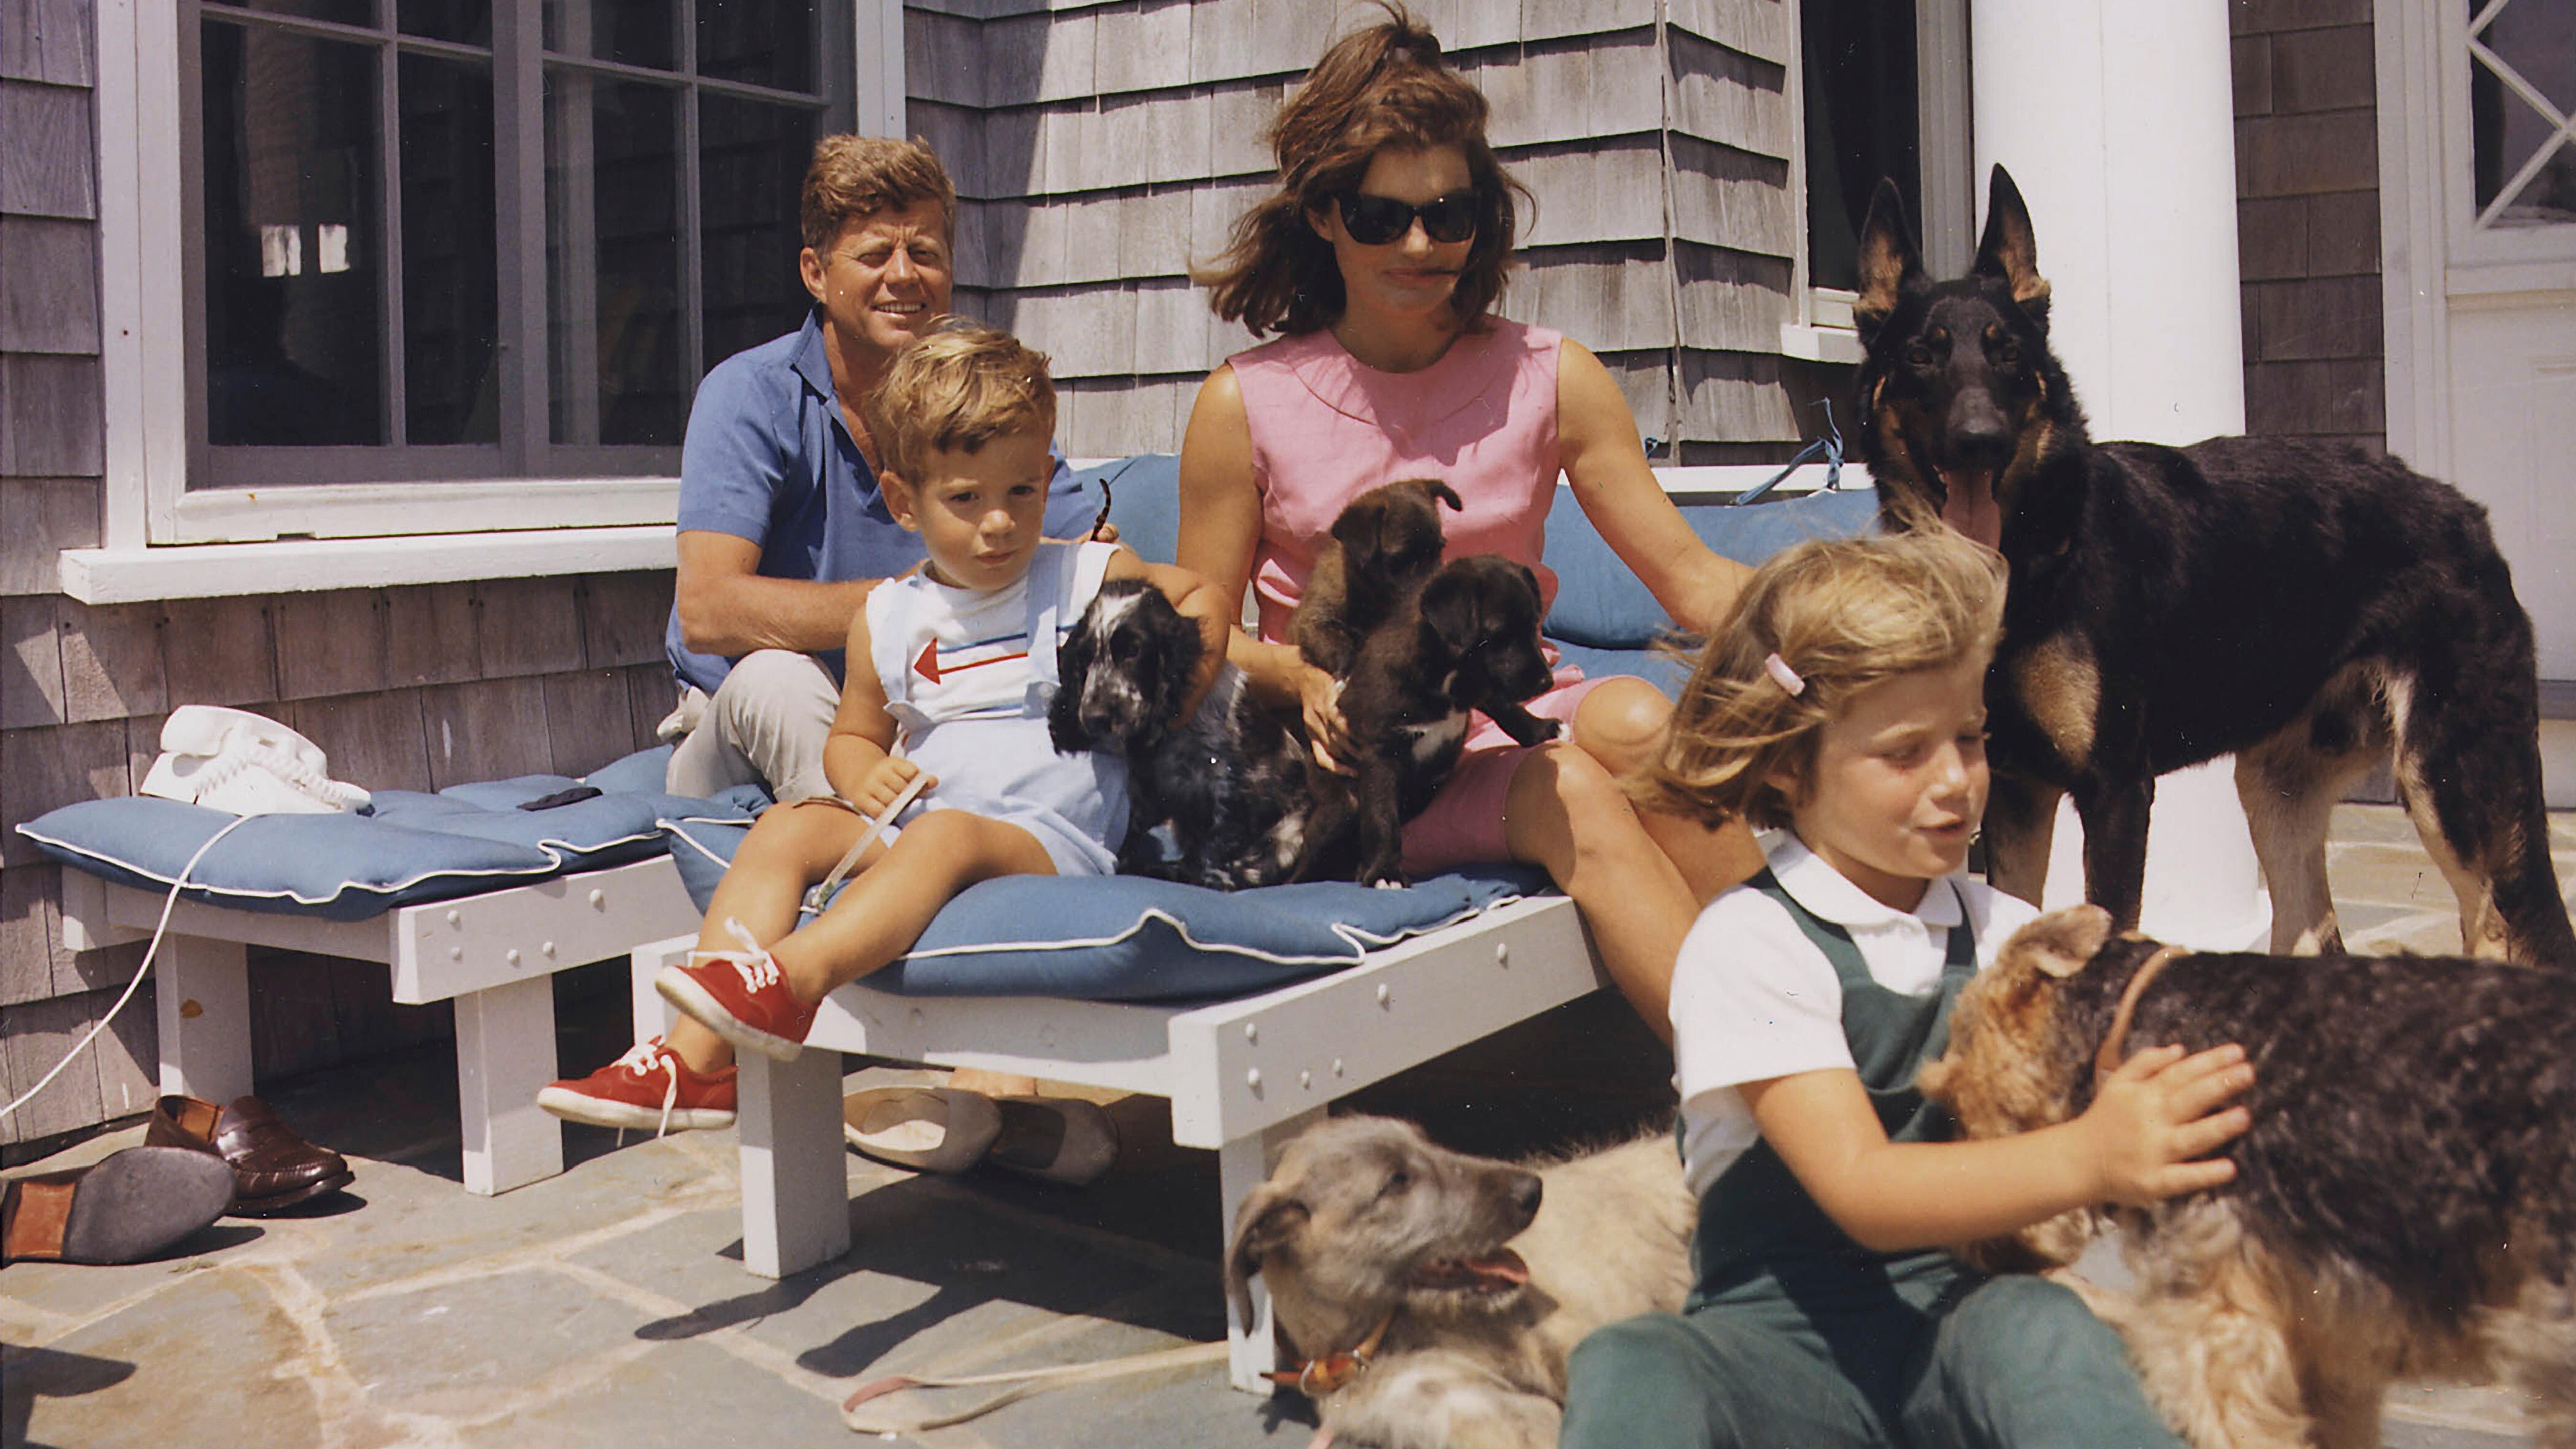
[1219,1107,1325,1394]
[453,976,565,1195]
[738,1049,849,1277]
[156,935,251,1104]
[631,935,686,1044]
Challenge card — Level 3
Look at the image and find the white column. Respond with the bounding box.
[1971,0,2272,950]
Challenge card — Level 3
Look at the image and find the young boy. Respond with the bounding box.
[543,321,1229,1152]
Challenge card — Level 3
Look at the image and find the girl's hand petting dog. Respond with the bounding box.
[848,755,934,819]
[2079,1041,2254,1207]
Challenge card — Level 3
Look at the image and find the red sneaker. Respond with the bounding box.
[656,919,818,1062]
[537,1038,738,1134]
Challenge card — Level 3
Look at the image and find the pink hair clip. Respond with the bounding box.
[1763,652,1806,696]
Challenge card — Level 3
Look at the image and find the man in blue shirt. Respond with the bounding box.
[662,135,1093,801]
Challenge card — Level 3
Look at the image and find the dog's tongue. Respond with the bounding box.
[1941,471,2003,550]
[1462,1248,1529,1287]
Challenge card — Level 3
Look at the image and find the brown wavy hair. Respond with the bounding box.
[1195,3,1530,338]
[1636,531,2006,831]
[802,134,956,253]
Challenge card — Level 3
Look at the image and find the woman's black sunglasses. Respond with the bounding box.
[1335,190,1480,246]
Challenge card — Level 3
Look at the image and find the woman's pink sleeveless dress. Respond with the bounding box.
[1230,318,1614,872]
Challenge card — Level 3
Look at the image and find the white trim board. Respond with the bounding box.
[59,526,678,603]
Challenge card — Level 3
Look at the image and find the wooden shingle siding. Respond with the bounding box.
[2230,0,2382,451]
[913,0,1806,457]
[0,214,102,354]
[0,78,95,218]
[0,0,96,86]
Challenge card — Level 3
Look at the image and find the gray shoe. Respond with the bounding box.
[841,1088,1002,1174]
[1,1145,237,1264]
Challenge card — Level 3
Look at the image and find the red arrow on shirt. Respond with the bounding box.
[913,640,1029,684]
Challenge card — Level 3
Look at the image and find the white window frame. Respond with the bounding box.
[1778,0,1973,367]
[79,0,904,592]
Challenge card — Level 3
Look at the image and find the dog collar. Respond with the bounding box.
[1265,1315,1392,1397]
[2095,943,2190,1077]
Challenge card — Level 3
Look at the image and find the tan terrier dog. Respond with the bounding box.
[1918,905,2576,1449]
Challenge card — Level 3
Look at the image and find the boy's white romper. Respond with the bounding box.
[862,538,1130,877]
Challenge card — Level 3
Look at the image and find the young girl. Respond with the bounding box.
[1558,531,2253,1447]
[542,323,1229,1161]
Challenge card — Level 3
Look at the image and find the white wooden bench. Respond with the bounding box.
[631,891,1608,1392]
[59,854,702,1195]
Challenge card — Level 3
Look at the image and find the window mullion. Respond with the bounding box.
[680,0,705,407]
[380,29,408,446]
[494,0,550,473]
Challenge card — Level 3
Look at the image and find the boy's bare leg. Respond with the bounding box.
[667,800,883,1077]
[770,811,1054,1004]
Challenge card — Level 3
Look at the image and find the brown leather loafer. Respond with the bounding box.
[1,1146,236,1264]
[145,1095,353,1216]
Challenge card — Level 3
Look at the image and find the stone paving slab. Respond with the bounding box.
[3,803,2562,1447]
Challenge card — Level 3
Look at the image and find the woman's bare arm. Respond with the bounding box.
[1554,339,1753,636]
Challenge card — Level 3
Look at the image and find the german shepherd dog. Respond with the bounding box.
[1854,164,2574,966]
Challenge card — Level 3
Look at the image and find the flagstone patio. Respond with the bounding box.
[3,803,2563,1448]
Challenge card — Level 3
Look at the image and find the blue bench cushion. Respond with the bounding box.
[18,746,761,922]
[665,816,1546,1003]
[1540,486,1881,650]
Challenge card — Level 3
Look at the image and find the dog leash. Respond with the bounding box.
[797,771,932,920]
[2094,943,2191,1077]
[840,1340,1229,1434]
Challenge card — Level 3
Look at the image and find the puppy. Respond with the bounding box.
[1319,554,1560,887]
[1293,478,1464,678]
[1226,1115,1693,1449]
[1917,906,2576,1449]
[1051,578,1323,889]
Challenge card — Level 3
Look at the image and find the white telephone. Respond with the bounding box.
[139,705,372,816]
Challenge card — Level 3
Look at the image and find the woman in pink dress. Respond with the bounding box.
[1176,4,1763,1037]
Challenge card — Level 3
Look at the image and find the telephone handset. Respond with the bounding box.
[139,705,372,816]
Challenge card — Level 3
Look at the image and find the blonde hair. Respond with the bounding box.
[859,318,1056,485]
[802,135,956,253]
[1639,530,2006,830]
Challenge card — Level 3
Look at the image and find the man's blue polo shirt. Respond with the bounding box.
[662,309,1095,695]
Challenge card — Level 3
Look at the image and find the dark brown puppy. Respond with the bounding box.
[1918,905,2576,1449]
[1293,478,1463,678]
[1314,554,1559,887]
[1854,164,2572,968]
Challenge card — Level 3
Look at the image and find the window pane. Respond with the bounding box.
[202,20,384,446]
[699,0,816,93]
[2471,0,2576,224]
[397,0,491,45]
[221,0,376,29]
[546,74,684,446]
[700,95,815,369]
[544,0,675,71]
[399,54,499,443]
[1803,0,1919,292]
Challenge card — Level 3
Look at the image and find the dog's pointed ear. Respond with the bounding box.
[1853,177,1924,345]
[2010,904,2114,979]
[1424,479,1462,514]
[1972,165,2052,325]
[1224,1182,1308,1326]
